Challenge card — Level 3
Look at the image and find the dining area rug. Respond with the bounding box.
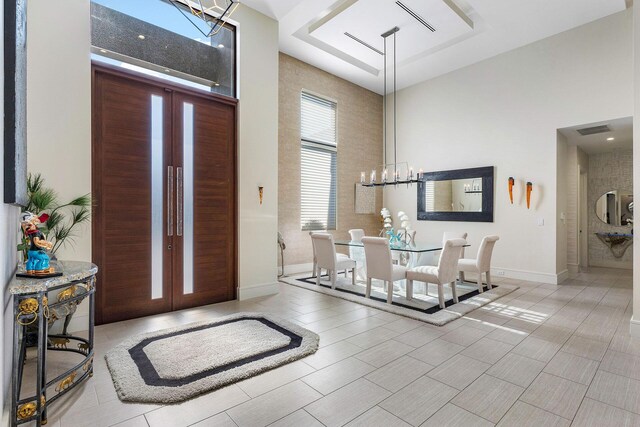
[281,275,518,326]
[104,313,319,403]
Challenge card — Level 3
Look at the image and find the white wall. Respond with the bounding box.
[25,0,280,330]
[234,6,280,299]
[556,133,568,279]
[27,0,92,332]
[632,2,640,336]
[385,10,633,284]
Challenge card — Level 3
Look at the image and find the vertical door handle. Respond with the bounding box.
[177,167,184,236]
[167,166,174,236]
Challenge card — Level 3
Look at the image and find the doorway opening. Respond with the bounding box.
[558,116,633,274]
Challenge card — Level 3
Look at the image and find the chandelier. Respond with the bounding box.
[169,0,240,37]
[360,27,423,187]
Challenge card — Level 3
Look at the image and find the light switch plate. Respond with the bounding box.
[537,218,545,226]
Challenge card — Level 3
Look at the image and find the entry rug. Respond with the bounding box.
[281,275,518,326]
[105,313,319,404]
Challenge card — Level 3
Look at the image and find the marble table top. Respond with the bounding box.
[10,260,98,295]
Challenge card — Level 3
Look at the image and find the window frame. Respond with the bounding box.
[300,90,338,231]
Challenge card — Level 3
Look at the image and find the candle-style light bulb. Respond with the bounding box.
[371,169,376,184]
[383,169,388,182]
[418,168,424,180]
[360,171,365,184]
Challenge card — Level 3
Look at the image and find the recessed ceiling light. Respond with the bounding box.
[217,43,225,48]
[607,137,615,141]
[214,82,220,87]
[138,35,145,40]
[165,69,170,73]
[100,49,107,53]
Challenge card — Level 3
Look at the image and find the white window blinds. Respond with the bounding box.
[300,92,337,231]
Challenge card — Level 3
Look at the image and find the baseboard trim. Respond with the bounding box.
[65,314,89,334]
[589,260,633,270]
[282,263,314,276]
[630,317,640,337]
[490,267,565,285]
[237,282,279,300]
[567,263,579,274]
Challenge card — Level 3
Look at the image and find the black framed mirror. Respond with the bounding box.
[417,166,494,222]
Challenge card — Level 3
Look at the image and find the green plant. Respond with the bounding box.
[17,173,91,258]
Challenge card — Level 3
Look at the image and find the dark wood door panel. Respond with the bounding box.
[172,93,236,310]
[93,64,237,323]
[92,67,173,324]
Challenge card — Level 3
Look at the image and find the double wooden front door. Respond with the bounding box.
[92,65,236,324]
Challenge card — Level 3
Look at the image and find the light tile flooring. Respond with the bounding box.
[23,267,640,426]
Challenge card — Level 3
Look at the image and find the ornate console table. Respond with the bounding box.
[10,261,97,426]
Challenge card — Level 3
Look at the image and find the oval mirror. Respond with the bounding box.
[595,190,633,226]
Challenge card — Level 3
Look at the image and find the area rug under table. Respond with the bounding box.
[105,312,319,404]
[281,275,518,326]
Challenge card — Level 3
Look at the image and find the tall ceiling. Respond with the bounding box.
[240,0,628,94]
[559,117,633,155]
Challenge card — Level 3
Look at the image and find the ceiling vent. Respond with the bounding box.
[344,32,384,55]
[576,125,611,136]
[396,1,436,32]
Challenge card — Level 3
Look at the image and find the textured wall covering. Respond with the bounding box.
[588,149,633,268]
[278,53,383,268]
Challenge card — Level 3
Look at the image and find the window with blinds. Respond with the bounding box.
[300,92,337,231]
[425,181,435,212]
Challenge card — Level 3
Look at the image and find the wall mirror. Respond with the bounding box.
[417,166,494,222]
[595,190,633,226]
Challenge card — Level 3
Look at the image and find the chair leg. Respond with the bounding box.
[486,271,493,289]
[477,272,484,293]
[438,284,445,309]
[406,279,413,300]
[316,267,320,286]
[459,271,466,283]
[451,281,459,303]
[366,278,372,298]
[351,268,356,285]
[387,281,393,304]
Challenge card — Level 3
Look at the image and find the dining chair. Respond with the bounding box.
[417,231,467,267]
[362,237,407,303]
[310,231,348,279]
[311,233,356,289]
[458,235,500,293]
[406,238,466,309]
[348,229,366,281]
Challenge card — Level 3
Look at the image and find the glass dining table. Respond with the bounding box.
[333,240,455,254]
[333,240,470,287]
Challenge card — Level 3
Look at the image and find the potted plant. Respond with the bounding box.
[17,173,91,262]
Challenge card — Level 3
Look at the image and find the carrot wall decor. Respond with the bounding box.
[508,177,515,204]
[526,182,533,209]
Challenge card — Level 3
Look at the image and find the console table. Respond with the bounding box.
[10,261,97,426]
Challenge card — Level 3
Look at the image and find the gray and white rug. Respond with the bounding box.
[281,275,518,326]
[105,312,319,404]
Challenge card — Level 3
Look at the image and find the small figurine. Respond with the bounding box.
[20,211,55,275]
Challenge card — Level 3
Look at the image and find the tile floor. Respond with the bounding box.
[21,267,640,426]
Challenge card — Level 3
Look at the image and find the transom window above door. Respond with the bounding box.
[91,0,236,97]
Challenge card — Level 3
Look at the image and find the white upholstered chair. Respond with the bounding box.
[348,229,366,281]
[417,231,467,267]
[458,235,500,293]
[362,237,407,303]
[406,238,466,309]
[310,231,348,278]
[312,233,356,289]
